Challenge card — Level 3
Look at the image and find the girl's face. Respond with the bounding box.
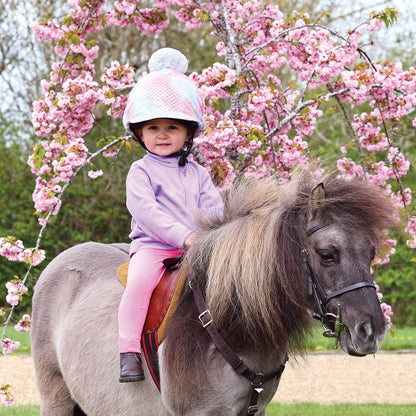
[135,118,191,157]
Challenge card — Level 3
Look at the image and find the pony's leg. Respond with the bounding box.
[31,326,77,416]
[33,359,76,416]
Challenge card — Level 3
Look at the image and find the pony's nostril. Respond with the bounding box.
[356,321,373,341]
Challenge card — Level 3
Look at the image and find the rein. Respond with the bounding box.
[303,223,376,342]
[190,280,286,415]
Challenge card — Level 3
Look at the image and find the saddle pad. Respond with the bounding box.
[117,261,186,343]
[142,331,161,391]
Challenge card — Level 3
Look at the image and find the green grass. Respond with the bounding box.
[266,403,416,416]
[0,405,39,415]
[1,403,416,416]
[304,324,416,352]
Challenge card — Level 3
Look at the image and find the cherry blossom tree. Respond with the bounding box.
[2,0,416,405]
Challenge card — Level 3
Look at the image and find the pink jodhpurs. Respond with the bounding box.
[118,247,183,353]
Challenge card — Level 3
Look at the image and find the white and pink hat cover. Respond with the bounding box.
[123,48,205,138]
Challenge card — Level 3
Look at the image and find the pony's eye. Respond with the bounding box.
[317,249,337,264]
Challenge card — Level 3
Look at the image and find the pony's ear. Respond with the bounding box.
[308,183,326,220]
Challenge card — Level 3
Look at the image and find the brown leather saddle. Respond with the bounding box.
[116,256,186,344]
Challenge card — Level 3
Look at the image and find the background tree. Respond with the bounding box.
[1,3,416,406]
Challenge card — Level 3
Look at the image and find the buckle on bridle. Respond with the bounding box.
[198,309,213,327]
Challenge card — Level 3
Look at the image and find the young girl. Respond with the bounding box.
[118,48,224,382]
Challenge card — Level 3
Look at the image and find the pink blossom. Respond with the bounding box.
[15,314,32,333]
[374,238,396,265]
[0,238,24,262]
[388,147,410,176]
[5,281,28,306]
[2,396,14,407]
[406,217,416,248]
[17,249,46,266]
[380,302,393,330]
[88,170,104,179]
[337,157,359,180]
[103,148,118,158]
[1,383,14,406]
[1,338,20,355]
[365,18,385,32]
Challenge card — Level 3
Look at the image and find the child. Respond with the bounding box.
[118,48,224,382]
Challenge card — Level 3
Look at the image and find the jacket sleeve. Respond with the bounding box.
[198,169,224,219]
[126,165,194,248]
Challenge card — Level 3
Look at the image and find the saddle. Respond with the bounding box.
[117,256,186,390]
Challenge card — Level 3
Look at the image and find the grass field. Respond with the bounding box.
[1,403,416,416]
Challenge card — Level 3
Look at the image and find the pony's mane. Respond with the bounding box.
[183,171,396,353]
[185,172,313,352]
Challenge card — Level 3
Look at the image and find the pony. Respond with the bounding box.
[31,171,396,415]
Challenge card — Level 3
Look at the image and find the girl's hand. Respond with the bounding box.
[184,232,197,247]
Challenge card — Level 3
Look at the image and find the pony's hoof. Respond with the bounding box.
[119,352,145,382]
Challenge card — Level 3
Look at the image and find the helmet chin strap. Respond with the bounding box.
[132,131,193,167]
[177,138,193,166]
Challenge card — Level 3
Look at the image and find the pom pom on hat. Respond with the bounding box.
[148,48,188,74]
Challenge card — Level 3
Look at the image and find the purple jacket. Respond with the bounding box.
[126,153,224,255]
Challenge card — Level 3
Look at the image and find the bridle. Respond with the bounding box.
[302,223,376,343]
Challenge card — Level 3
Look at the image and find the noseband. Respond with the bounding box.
[302,223,376,343]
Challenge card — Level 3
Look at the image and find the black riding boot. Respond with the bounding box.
[119,352,145,382]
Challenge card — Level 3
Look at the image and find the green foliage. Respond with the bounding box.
[0,114,138,322]
[374,236,416,326]
[370,6,399,28]
[381,326,416,350]
[0,120,41,314]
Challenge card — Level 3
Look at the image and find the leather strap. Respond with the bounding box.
[246,364,286,415]
[324,281,376,303]
[190,280,286,415]
[190,280,255,379]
